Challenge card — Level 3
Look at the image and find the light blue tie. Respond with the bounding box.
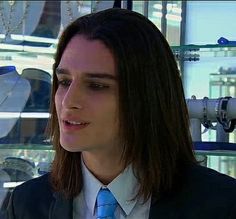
[96,188,118,219]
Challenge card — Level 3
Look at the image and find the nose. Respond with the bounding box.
[62,83,83,109]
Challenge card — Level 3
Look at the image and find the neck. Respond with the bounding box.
[82,151,125,185]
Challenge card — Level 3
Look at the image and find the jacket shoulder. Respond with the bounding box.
[7,173,54,219]
[14,174,52,199]
[150,164,236,219]
[188,164,236,188]
[14,173,52,193]
[176,165,236,218]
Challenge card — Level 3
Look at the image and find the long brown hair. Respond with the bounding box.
[50,8,196,200]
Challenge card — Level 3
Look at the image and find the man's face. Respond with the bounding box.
[55,35,120,156]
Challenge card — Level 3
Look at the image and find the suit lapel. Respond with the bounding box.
[148,195,179,219]
[49,192,73,219]
[148,196,158,219]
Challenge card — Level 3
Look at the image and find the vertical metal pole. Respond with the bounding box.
[143,0,149,17]
[190,119,202,142]
[91,0,95,12]
[180,0,187,90]
[161,1,167,37]
[22,1,25,36]
[127,0,132,10]
[122,0,127,9]
[216,123,229,142]
[113,0,122,8]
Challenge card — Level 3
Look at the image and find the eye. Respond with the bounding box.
[58,79,71,87]
[88,82,109,90]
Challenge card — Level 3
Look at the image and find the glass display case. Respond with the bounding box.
[175,43,236,179]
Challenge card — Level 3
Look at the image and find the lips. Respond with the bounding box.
[64,120,89,125]
[61,118,90,131]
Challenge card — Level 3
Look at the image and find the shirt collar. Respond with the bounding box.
[107,165,139,215]
[81,159,103,216]
[81,159,139,216]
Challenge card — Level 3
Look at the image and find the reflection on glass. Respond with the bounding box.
[166,1,182,46]
[132,1,144,15]
[148,1,162,30]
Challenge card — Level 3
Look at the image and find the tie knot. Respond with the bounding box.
[96,188,118,219]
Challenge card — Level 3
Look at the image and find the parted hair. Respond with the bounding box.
[50,8,196,200]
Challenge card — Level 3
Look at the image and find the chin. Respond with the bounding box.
[62,146,81,153]
[60,140,83,153]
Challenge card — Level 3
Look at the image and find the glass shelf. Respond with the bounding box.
[172,43,236,50]
[195,150,236,157]
[1,144,236,157]
[210,73,236,80]
[0,144,52,150]
[172,44,236,59]
[2,37,236,56]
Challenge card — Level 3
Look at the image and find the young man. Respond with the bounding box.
[6,8,236,219]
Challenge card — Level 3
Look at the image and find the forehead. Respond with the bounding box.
[58,35,116,76]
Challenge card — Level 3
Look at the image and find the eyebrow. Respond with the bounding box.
[55,68,117,80]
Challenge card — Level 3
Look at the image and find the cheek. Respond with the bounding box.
[55,91,63,114]
[92,97,119,123]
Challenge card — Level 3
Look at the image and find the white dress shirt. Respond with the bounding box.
[73,159,151,218]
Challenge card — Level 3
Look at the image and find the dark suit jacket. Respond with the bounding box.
[3,164,236,219]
